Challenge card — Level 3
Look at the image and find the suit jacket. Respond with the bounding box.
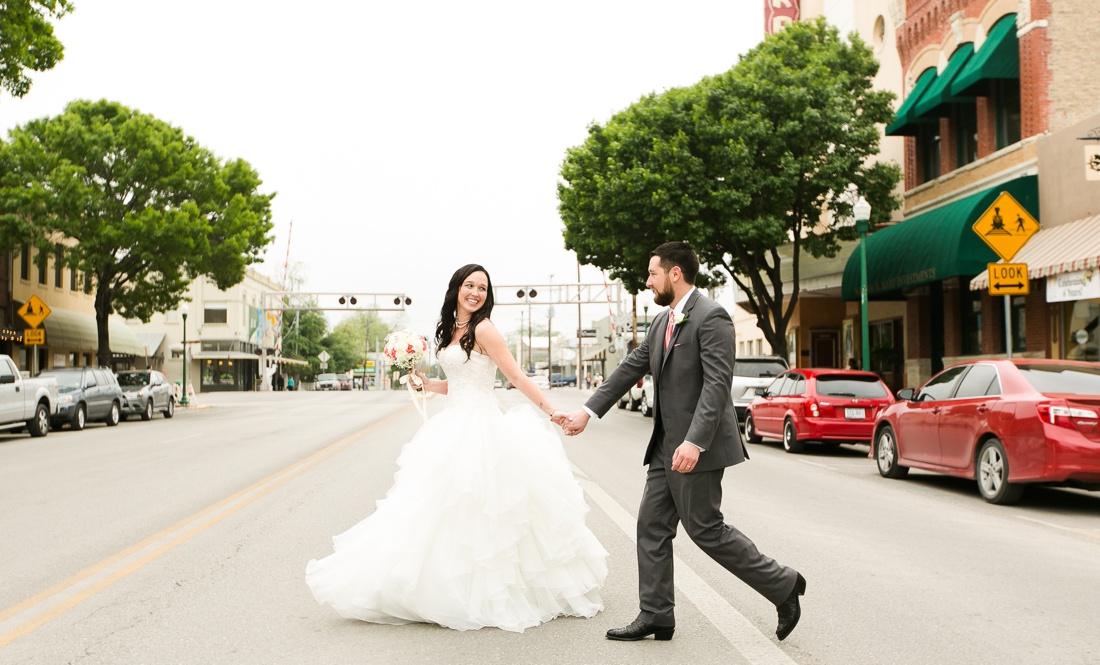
[585,290,747,473]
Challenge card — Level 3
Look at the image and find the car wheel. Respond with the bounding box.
[141,400,154,421]
[106,402,120,427]
[977,438,1025,505]
[875,425,909,479]
[630,397,640,412]
[744,413,763,443]
[617,396,627,409]
[164,398,175,418]
[640,394,651,417]
[71,404,87,431]
[782,419,805,454]
[28,402,50,437]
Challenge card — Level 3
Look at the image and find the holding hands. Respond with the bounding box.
[556,409,590,437]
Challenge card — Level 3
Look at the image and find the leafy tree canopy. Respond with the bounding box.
[558,18,901,355]
[0,0,73,98]
[0,99,275,365]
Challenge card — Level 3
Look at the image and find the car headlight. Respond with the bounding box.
[58,394,73,405]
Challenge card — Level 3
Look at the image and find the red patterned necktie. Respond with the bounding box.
[664,313,675,349]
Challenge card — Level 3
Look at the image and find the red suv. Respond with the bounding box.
[745,368,894,453]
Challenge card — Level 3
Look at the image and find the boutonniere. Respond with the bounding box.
[673,311,689,326]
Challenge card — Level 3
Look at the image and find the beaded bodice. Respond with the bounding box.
[437,345,499,411]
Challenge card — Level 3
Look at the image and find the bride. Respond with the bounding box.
[305,263,607,632]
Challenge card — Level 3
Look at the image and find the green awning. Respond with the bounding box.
[38,308,149,356]
[912,43,975,118]
[842,175,1039,300]
[951,14,1019,97]
[885,68,938,136]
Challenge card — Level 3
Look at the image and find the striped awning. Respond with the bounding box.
[970,214,1100,289]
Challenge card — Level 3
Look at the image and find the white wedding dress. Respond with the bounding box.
[305,345,607,632]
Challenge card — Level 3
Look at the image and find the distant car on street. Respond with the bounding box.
[530,374,550,389]
[872,359,1100,505]
[618,376,647,411]
[550,373,576,388]
[117,370,175,420]
[337,373,353,391]
[745,368,894,454]
[731,356,790,422]
[38,367,124,430]
[316,373,339,391]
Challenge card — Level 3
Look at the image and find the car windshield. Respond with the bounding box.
[117,372,149,388]
[734,360,787,378]
[816,375,889,398]
[318,373,337,381]
[39,371,81,390]
[1016,363,1100,395]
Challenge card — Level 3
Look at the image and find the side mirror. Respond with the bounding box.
[754,387,767,396]
[897,388,915,401]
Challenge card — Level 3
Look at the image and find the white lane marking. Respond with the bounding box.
[575,467,798,665]
[1013,514,1076,531]
[795,459,837,472]
[159,434,203,445]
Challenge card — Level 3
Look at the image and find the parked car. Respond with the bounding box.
[530,374,550,389]
[745,368,894,454]
[618,376,647,411]
[337,373,353,391]
[316,373,339,391]
[38,367,124,430]
[731,356,790,422]
[117,370,175,421]
[550,373,577,387]
[0,354,58,437]
[639,374,654,417]
[872,359,1100,505]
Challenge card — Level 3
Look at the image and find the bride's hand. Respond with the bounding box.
[411,370,428,391]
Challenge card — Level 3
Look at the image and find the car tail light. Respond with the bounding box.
[636,379,644,389]
[1036,403,1100,430]
[807,398,820,417]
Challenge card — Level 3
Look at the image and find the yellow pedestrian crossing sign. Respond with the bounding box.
[972,192,1039,262]
[17,295,52,329]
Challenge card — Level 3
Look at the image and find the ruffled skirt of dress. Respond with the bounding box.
[305,403,608,632]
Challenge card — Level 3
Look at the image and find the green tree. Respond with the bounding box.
[280,303,329,378]
[328,311,394,374]
[0,0,73,98]
[0,99,275,365]
[558,18,900,356]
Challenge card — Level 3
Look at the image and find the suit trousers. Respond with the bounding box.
[636,439,797,626]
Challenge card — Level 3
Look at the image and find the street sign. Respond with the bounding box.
[319,361,328,370]
[987,262,1030,296]
[24,328,45,345]
[318,350,331,362]
[17,295,52,329]
[972,191,1039,261]
[579,329,597,338]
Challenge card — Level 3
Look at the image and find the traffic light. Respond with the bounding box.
[339,295,357,305]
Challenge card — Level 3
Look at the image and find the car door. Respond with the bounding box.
[783,372,808,426]
[754,374,791,438]
[84,369,105,419]
[896,365,968,464]
[937,364,1002,469]
[0,358,20,423]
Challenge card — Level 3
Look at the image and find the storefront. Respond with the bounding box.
[193,351,259,392]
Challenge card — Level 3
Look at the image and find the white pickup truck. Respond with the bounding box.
[0,354,60,437]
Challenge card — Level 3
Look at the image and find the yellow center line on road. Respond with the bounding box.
[0,406,411,649]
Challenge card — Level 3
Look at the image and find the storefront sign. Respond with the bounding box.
[1087,144,1100,182]
[765,0,800,34]
[1047,269,1100,303]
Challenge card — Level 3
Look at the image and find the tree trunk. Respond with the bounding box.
[95,280,112,368]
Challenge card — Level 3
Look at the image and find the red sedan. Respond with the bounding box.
[872,359,1100,504]
[744,368,894,454]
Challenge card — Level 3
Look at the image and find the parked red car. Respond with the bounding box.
[744,368,894,453]
[872,359,1100,504]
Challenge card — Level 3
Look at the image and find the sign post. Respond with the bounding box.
[17,295,52,375]
[972,192,1040,358]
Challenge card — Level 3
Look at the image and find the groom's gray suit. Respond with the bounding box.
[585,289,798,626]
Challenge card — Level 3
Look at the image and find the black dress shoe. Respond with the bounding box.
[606,618,675,641]
[776,572,806,641]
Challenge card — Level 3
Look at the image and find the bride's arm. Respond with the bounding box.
[475,320,563,419]
[412,369,447,395]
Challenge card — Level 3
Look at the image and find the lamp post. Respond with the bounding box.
[643,305,649,334]
[180,303,190,406]
[854,196,872,373]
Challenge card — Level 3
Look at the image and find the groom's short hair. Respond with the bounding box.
[652,242,699,284]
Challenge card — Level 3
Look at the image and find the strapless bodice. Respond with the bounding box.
[437,345,499,410]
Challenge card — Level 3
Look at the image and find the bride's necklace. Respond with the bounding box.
[456,318,471,328]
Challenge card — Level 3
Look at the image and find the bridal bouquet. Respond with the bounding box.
[384,330,429,421]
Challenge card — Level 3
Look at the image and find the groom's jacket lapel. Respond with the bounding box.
[659,290,701,375]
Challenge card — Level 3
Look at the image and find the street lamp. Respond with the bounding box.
[854,196,872,373]
[180,303,190,406]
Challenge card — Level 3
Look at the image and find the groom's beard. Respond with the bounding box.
[653,282,674,307]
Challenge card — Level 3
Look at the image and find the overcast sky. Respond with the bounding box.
[2,0,765,340]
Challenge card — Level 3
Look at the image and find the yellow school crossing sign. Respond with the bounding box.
[972,191,1039,261]
[17,294,52,329]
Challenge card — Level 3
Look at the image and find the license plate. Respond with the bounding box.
[845,408,866,419]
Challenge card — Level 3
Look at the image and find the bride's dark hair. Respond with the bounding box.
[435,264,495,359]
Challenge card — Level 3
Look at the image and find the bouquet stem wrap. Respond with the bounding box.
[384,331,429,422]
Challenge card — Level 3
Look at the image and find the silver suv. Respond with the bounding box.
[731,356,789,422]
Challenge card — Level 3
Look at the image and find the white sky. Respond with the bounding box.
[1,0,765,341]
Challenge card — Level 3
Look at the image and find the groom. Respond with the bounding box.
[561,241,806,642]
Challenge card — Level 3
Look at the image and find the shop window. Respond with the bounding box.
[1064,301,1100,362]
[997,295,1026,353]
[70,268,78,291]
[954,102,978,167]
[960,287,983,355]
[994,79,1021,150]
[83,273,93,294]
[37,252,47,285]
[20,244,30,281]
[204,302,228,324]
[917,124,940,183]
[54,245,64,288]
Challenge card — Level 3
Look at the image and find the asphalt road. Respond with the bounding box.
[1,388,1098,664]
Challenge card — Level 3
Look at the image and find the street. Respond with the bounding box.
[2,389,1099,665]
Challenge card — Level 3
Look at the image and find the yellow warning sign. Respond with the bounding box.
[972,192,1039,262]
[24,328,45,345]
[17,295,52,329]
[987,263,1030,296]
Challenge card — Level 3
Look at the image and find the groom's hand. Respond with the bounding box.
[561,409,590,436]
[671,442,700,473]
